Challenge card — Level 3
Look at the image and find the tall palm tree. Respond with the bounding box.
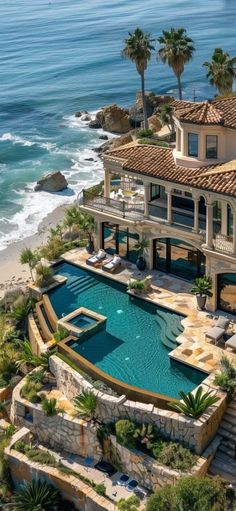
[203,48,236,96]
[20,247,38,282]
[157,28,195,100]
[122,28,155,129]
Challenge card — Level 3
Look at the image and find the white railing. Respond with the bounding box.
[213,234,234,254]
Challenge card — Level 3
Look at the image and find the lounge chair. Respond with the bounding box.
[205,316,230,345]
[102,255,121,273]
[86,249,106,266]
[225,333,236,351]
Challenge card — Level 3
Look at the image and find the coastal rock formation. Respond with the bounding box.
[75,110,88,117]
[130,92,173,128]
[95,104,131,133]
[95,132,133,155]
[88,119,102,129]
[148,115,162,132]
[34,171,68,192]
[81,114,91,121]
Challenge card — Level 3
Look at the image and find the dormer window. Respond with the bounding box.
[188,133,198,157]
[206,135,218,159]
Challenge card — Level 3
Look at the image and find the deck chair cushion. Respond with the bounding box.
[215,316,230,330]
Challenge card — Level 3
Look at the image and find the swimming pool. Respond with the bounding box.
[49,262,205,398]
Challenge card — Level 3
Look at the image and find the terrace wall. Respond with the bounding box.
[50,355,227,455]
[6,429,113,511]
[10,376,102,460]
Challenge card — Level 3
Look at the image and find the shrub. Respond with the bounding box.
[94,483,106,496]
[0,376,7,388]
[27,369,45,384]
[26,448,58,466]
[21,380,42,403]
[134,423,156,450]
[117,496,140,511]
[54,324,69,342]
[138,128,154,138]
[146,475,234,511]
[14,440,30,454]
[169,386,219,418]
[74,390,97,421]
[138,139,168,147]
[213,355,236,397]
[191,275,212,297]
[115,419,136,448]
[156,442,197,471]
[35,264,54,288]
[128,278,147,291]
[42,398,62,416]
[14,479,61,511]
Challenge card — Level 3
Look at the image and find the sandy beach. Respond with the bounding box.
[0,205,68,299]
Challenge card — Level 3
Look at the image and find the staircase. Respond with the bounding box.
[209,395,236,487]
[66,274,99,296]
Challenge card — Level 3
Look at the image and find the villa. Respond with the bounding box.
[78,95,236,316]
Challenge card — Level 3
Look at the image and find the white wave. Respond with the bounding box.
[0,132,55,151]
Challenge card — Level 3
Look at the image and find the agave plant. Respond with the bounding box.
[42,397,62,417]
[134,423,156,449]
[15,340,42,370]
[74,390,97,421]
[14,479,61,511]
[169,386,219,418]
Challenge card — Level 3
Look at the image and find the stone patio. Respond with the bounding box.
[62,248,236,375]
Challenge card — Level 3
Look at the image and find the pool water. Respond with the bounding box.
[68,314,97,329]
[49,262,205,398]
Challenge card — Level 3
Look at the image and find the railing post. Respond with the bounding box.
[122,201,125,218]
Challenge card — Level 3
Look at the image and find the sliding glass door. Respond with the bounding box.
[102,223,139,263]
[153,238,205,281]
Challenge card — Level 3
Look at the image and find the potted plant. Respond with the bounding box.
[79,212,95,254]
[191,275,212,310]
[134,238,149,271]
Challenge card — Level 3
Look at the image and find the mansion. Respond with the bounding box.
[79,96,236,315]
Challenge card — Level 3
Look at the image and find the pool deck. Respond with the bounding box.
[62,248,236,376]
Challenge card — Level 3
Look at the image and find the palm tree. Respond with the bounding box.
[20,247,38,282]
[63,205,82,234]
[14,480,61,511]
[156,103,175,132]
[122,28,155,129]
[157,28,195,100]
[74,390,97,421]
[15,340,42,370]
[203,48,236,95]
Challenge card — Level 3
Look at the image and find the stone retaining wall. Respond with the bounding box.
[28,313,48,356]
[5,429,113,511]
[50,355,227,455]
[104,435,209,491]
[11,376,102,460]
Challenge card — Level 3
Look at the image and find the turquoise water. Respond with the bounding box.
[49,262,205,398]
[1,0,236,249]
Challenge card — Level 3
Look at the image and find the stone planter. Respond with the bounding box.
[196,294,207,310]
[136,256,146,271]
[86,240,94,254]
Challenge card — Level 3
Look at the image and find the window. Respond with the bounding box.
[177,128,181,151]
[188,133,198,157]
[206,135,218,159]
[218,274,236,314]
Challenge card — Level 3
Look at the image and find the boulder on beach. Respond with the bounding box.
[89,120,102,129]
[96,104,131,133]
[34,171,68,192]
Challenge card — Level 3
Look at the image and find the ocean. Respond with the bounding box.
[0,0,236,250]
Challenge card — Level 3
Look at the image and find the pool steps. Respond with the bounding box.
[66,274,99,295]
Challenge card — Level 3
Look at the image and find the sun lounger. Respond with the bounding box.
[86,249,106,266]
[102,255,121,273]
[205,316,230,345]
[225,333,236,351]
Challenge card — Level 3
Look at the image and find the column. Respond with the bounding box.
[104,168,111,198]
[221,201,228,236]
[192,197,200,233]
[205,202,214,249]
[143,182,150,218]
[166,190,172,224]
[232,208,236,255]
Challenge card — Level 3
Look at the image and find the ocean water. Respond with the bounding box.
[0,0,236,250]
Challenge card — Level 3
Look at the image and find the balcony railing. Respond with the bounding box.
[213,234,234,255]
[78,189,144,220]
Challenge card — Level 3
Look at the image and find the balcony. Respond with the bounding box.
[78,189,144,221]
[213,234,234,255]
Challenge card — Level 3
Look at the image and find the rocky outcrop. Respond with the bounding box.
[130,92,173,128]
[95,104,131,133]
[147,115,162,132]
[75,110,88,118]
[88,120,102,129]
[95,132,133,155]
[34,171,68,192]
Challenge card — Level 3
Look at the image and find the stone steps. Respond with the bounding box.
[209,396,236,486]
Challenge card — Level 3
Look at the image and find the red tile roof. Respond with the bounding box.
[172,96,236,129]
[105,145,236,197]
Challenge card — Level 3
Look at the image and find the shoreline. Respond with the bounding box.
[0,204,69,299]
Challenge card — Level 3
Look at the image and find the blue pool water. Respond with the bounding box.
[49,262,205,398]
[68,314,97,330]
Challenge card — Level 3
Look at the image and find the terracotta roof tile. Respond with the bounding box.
[172,96,236,129]
[106,144,236,197]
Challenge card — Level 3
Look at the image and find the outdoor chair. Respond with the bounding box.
[86,249,106,266]
[225,333,236,352]
[102,255,121,273]
[205,316,230,345]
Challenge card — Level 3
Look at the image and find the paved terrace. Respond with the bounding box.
[62,248,236,376]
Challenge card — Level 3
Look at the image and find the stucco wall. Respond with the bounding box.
[49,356,227,455]
[6,429,112,511]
